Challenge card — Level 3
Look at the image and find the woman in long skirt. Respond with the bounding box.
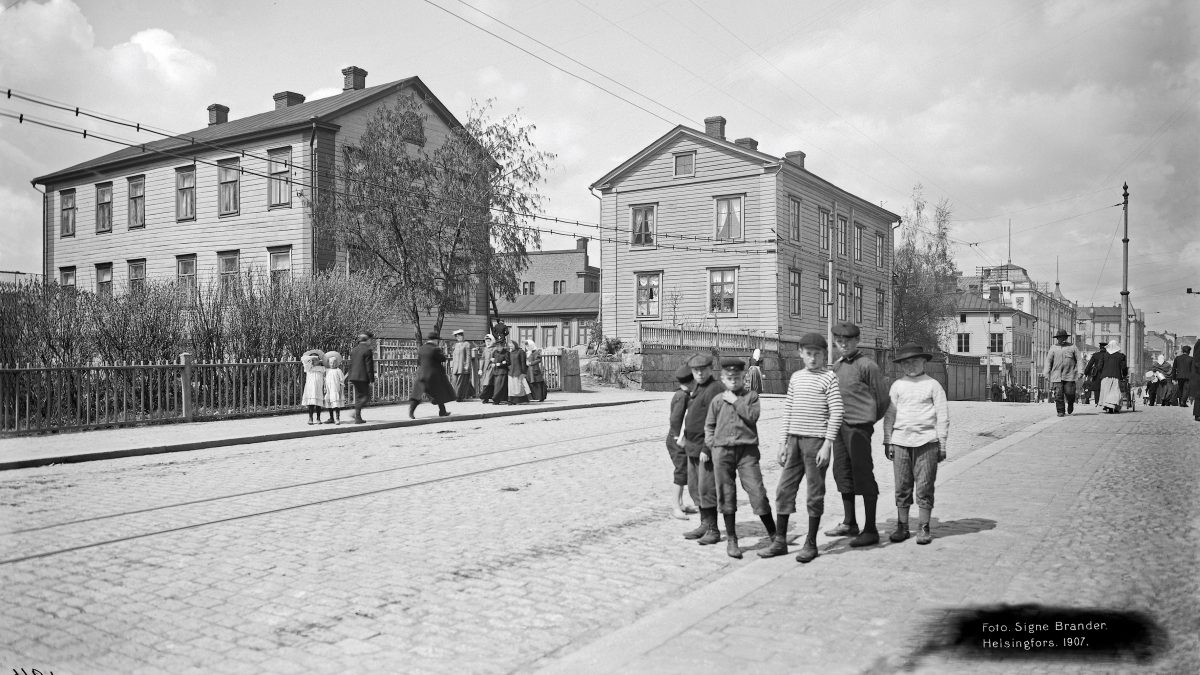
[490,342,510,404]
[507,339,531,404]
[1098,340,1127,413]
[746,348,764,394]
[478,334,497,403]
[525,339,547,402]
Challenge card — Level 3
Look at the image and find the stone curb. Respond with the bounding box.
[534,414,1067,675]
[0,399,652,472]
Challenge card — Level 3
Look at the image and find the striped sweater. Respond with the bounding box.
[779,367,843,445]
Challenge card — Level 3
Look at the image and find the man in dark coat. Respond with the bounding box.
[410,331,455,419]
[1083,343,1107,407]
[1172,345,1193,407]
[347,333,375,424]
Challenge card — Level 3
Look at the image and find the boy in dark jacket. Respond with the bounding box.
[667,365,695,519]
[705,357,776,559]
[678,353,725,545]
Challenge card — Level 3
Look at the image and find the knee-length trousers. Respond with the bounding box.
[831,423,878,496]
[893,441,939,510]
[714,444,771,515]
[774,435,828,517]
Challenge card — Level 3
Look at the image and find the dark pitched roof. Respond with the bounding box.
[495,293,599,316]
[954,293,1017,313]
[34,76,461,185]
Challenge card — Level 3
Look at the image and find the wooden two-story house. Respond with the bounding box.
[590,116,901,349]
[32,66,488,339]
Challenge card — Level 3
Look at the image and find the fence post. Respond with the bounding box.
[561,350,582,393]
[180,352,194,422]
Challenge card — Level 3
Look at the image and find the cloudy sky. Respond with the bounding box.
[1,0,1197,336]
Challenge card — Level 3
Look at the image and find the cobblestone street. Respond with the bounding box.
[1,397,1197,674]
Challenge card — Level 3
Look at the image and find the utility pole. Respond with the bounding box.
[1121,183,1130,386]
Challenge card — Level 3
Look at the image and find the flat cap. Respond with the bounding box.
[797,332,828,350]
[719,357,746,371]
[686,353,713,368]
[831,321,860,338]
[674,365,695,383]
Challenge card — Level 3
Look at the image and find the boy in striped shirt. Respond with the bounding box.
[758,333,844,563]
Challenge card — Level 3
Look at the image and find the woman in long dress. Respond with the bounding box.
[478,334,497,403]
[490,341,510,404]
[1098,340,1127,413]
[525,339,547,402]
[746,348,764,394]
[507,339,531,404]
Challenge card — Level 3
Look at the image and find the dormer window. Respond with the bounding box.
[673,152,695,177]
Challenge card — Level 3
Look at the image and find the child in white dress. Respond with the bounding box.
[323,351,346,424]
[301,351,327,425]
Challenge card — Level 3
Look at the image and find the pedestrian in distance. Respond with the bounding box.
[704,357,776,559]
[450,329,475,402]
[758,332,843,563]
[1097,340,1127,414]
[410,332,455,419]
[826,321,890,548]
[300,349,327,425]
[883,343,949,545]
[678,353,726,546]
[478,334,497,404]
[746,348,764,394]
[323,351,346,424]
[1084,342,1108,407]
[506,339,531,404]
[347,333,375,424]
[525,339,547,402]
[1172,345,1193,408]
[489,340,511,404]
[1190,339,1200,421]
[666,364,696,520]
[1044,328,1083,417]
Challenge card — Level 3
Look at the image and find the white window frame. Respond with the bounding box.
[673,151,695,178]
[836,279,847,320]
[60,266,76,287]
[789,268,801,317]
[176,167,196,221]
[95,263,113,297]
[875,232,885,268]
[218,250,239,293]
[269,246,292,284]
[95,183,113,234]
[708,267,737,315]
[819,276,829,318]
[957,333,970,353]
[176,255,197,295]
[60,190,76,237]
[714,195,744,242]
[128,259,146,294]
[789,198,802,241]
[837,215,848,257]
[630,204,656,248]
[218,159,240,216]
[268,147,292,207]
[634,271,662,319]
[128,176,145,229]
[853,283,863,323]
[818,209,830,251]
[853,223,863,261]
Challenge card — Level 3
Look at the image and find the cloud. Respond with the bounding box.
[0,183,44,273]
[306,87,343,102]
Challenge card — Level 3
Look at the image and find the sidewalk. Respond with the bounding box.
[0,389,660,471]
[535,404,1200,675]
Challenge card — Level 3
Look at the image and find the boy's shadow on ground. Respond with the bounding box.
[818,517,997,556]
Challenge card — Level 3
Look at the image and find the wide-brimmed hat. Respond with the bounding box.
[303,349,324,359]
[893,343,933,362]
[452,329,464,336]
[1054,328,1070,339]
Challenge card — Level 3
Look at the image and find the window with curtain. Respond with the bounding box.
[128,176,145,229]
[95,183,112,233]
[709,268,736,313]
[218,251,239,294]
[176,167,195,220]
[176,256,197,295]
[268,147,291,207]
[631,205,655,246]
[95,263,112,297]
[60,266,76,287]
[218,160,240,215]
[128,260,146,294]
[60,190,76,236]
[636,272,660,317]
[715,196,742,240]
[270,248,292,284]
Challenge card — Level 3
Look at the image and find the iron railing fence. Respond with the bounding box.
[638,324,782,352]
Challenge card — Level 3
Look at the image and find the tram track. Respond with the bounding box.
[0,420,664,565]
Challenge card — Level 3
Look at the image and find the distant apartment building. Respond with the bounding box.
[31,66,488,339]
[1144,330,1178,366]
[0,271,42,286]
[495,238,600,348]
[1076,305,1146,376]
[940,291,1036,387]
[590,115,899,349]
[959,264,1078,389]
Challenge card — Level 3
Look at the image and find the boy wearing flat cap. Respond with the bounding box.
[666,365,697,519]
[704,357,776,559]
[760,333,843,563]
[883,343,949,545]
[678,353,726,545]
[828,321,890,547]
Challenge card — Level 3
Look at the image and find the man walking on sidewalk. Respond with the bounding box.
[1044,328,1083,417]
[348,333,375,424]
[450,329,475,402]
[826,322,889,547]
[1172,345,1192,408]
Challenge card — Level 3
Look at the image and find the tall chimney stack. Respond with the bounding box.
[207,104,229,126]
[273,91,306,109]
[734,137,758,150]
[342,66,368,91]
[704,116,726,140]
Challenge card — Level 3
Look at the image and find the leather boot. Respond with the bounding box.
[697,524,721,545]
[726,537,742,559]
[757,534,788,558]
[795,538,818,563]
[682,520,708,540]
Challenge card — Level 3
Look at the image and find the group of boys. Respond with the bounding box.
[667,321,950,563]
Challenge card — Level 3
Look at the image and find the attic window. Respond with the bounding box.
[673,152,695,177]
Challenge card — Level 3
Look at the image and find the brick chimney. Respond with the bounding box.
[576,237,588,251]
[342,66,368,91]
[703,116,726,140]
[989,286,1001,304]
[734,137,758,151]
[273,91,306,109]
[785,150,806,169]
[207,103,229,126]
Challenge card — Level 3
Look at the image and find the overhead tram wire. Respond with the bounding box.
[1087,212,1125,306]
[1,109,777,255]
[1,91,776,246]
[419,0,684,127]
